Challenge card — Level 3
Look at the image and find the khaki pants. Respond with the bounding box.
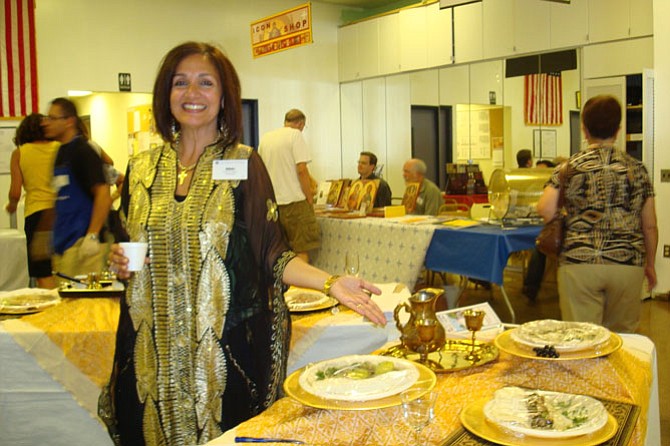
[52,236,109,282]
[557,263,645,333]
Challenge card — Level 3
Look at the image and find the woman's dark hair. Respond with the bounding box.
[13,113,45,146]
[152,41,242,147]
[581,95,622,139]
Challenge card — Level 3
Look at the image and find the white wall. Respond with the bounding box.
[34,0,344,182]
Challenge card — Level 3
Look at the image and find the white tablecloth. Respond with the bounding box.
[0,229,29,290]
[312,217,436,290]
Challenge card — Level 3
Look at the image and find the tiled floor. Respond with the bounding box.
[420,262,668,445]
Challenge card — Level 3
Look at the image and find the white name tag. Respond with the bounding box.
[52,174,70,190]
[212,159,248,180]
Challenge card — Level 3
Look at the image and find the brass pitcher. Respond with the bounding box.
[393,288,446,356]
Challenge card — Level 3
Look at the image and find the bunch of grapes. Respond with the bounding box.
[533,345,560,358]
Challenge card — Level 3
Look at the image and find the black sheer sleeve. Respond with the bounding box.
[238,150,293,279]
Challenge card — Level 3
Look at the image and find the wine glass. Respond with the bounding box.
[401,389,437,445]
[344,252,359,277]
[463,309,486,362]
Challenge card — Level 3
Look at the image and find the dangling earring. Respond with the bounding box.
[171,119,177,139]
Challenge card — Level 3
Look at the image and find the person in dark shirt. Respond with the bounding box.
[42,97,111,280]
[357,151,392,207]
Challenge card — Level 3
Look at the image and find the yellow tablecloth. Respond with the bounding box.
[218,347,652,446]
[2,297,119,415]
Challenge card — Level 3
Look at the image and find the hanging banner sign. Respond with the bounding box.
[250,3,312,58]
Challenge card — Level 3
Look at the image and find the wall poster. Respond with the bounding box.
[250,3,312,58]
[533,129,557,159]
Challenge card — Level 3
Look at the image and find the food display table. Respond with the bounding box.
[312,216,436,290]
[0,285,408,445]
[0,229,29,291]
[424,224,543,322]
[0,282,660,446]
[211,334,659,446]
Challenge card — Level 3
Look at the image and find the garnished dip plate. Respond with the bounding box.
[511,320,610,352]
[0,289,61,314]
[284,287,337,312]
[483,386,609,439]
[298,354,419,401]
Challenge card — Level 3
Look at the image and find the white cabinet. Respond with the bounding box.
[399,7,428,71]
[358,20,380,79]
[384,74,411,197]
[338,21,380,82]
[339,76,411,196]
[426,3,453,68]
[482,0,514,59]
[379,14,400,75]
[454,1,483,63]
[514,0,550,54]
[588,0,629,43]
[338,25,359,82]
[587,0,652,43]
[362,78,388,158]
[340,82,364,175]
[482,0,549,59]
[629,0,653,38]
[550,0,589,49]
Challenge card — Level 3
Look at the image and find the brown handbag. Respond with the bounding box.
[536,163,569,258]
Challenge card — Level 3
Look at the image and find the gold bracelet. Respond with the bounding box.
[322,275,341,296]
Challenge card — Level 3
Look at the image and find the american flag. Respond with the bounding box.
[1,0,38,118]
[524,73,563,126]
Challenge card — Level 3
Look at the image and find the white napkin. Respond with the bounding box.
[369,283,411,321]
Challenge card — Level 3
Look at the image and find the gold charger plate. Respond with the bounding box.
[495,329,622,361]
[284,360,436,410]
[0,290,61,314]
[285,287,339,313]
[379,340,498,372]
[460,397,618,446]
[288,297,338,313]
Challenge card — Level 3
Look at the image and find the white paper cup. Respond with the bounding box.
[119,242,148,271]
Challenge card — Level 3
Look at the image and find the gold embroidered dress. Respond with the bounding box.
[99,141,294,445]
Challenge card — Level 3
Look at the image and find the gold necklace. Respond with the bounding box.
[177,159,197,185]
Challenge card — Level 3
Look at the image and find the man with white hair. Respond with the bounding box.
[402,158,442,216]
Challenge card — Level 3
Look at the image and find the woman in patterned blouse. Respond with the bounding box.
[537,95,658,333]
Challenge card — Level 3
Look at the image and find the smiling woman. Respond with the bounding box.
[98,41,385,446]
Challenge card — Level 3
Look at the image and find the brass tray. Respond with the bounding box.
[378,340,499,372]
[495,329,622,361]
[283,360,436,410]
[460,397,618,446]
[58,281,124,298]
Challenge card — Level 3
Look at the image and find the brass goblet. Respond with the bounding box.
[415,319,438,364]
[463,309,486,362]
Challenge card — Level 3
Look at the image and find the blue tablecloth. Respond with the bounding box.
[424,224,542,284]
